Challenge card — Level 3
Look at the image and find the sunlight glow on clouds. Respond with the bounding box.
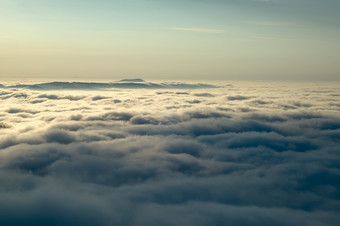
[0,82,340,225]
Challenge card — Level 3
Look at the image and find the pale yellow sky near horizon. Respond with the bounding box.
[1,0,340,81]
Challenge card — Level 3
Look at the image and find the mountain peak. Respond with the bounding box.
[118,78,145,83]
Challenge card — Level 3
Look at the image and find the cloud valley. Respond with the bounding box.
[0,81,340,225]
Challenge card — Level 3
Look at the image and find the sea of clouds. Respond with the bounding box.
[1,81,340,225]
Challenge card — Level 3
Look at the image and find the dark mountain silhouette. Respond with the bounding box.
[2,79,222,90]
[118,78,145,82]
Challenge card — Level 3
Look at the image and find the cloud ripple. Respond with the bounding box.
[0,82,339,225]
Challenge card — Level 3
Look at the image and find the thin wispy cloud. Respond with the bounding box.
[171,27,225,34]
[248,21,293,26]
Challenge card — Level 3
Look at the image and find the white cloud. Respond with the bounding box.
[0,82,339,225]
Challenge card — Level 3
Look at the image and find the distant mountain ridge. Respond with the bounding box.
[0,79,223,90]
[118,78,145,82]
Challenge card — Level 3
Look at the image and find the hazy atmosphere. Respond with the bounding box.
[1,0,340,81]
[1,1,340,226]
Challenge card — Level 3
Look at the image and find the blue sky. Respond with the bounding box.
[1,0,339,81]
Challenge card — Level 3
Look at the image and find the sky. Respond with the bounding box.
[0,0,340,81]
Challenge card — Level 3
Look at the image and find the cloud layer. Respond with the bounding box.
[0,82,340,225]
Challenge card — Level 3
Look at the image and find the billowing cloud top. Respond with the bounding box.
[0,82,340,225]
